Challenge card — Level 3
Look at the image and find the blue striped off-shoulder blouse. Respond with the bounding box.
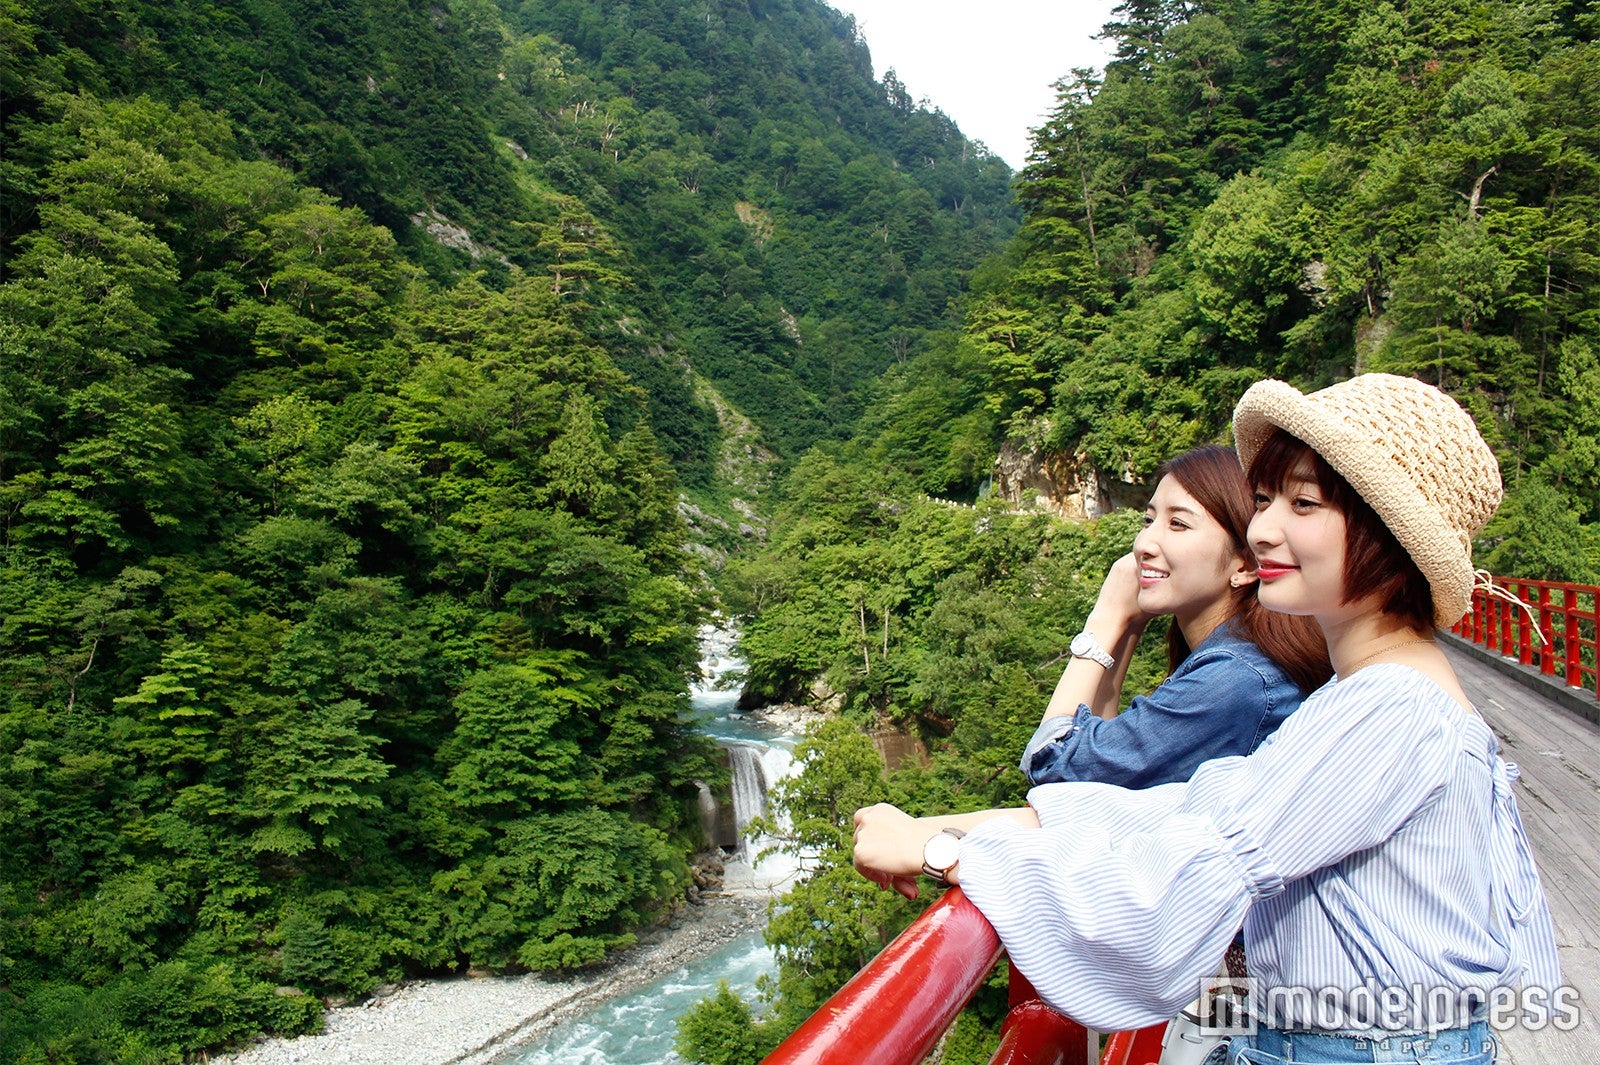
[958,664,1563,1034]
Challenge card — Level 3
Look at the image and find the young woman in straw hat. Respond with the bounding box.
[852,374,1562,1064]
[1024,444,1330,791]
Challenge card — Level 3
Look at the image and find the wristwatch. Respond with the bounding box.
[1069,630,1115,669]
[921,827,966,886]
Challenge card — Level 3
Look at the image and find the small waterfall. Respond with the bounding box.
[690,618,803,885]
[758,745,794,810]
[720,741,801,893]
[726,744,769,852]
[694,780,720,852]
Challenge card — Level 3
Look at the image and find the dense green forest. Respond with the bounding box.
[678,0,1600,1060]
[0,0,1015,1060]
[5,0,1600,1061]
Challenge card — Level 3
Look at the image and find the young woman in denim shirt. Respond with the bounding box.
[1025,444,1331,790]
[853,376,1562,1064]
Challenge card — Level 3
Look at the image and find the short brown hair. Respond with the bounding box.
[1247,429,1433,630]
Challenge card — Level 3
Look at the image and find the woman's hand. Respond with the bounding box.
[852,805,1039,898]
[1089,552,1153,635]
[852,803,931,900]
[1043,552,1152,722]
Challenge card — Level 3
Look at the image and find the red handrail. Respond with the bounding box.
[991,1002,1094,1065]
[994,968,1096,1065]
[761,887,1003,1065]
[1451,576,1599,701]
[760,887,1105,1065]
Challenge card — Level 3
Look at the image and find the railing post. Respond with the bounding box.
[1567,586,1583,690]
[1516,581,1534,666]
[1495,586,1507,657]
[1584,585,1600,699]
[1580,582,1593,697]
[991,966,1094,1065]
[994,959,1169,1065]
[989,1000,1095,1065]
[1538,584,1554,677]
[1100,1023,1169,1065]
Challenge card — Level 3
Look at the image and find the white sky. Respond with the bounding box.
[828,0,1120,170]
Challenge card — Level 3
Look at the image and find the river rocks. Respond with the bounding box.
[214,894,768,1065]
[691,851,727,898]
[687,852,727,904]
[744,700,827,733]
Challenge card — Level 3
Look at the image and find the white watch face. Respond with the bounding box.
[924,831,961,871]
[1071,632,1112,666]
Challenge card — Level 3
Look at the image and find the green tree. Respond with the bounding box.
[676,982,779,1065]
[440,657,594,814]
[245,695,390,858]
[1479,473,1600,583]
[114,638,219,773]
[1547,338,1600,520]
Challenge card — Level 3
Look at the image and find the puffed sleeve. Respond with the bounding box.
[962,667,1461,1030]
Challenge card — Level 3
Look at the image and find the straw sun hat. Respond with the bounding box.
[1232,373,1503,628]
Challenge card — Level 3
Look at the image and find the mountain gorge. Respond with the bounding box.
[5,0,1600,1061]
[0,0,1014,1059]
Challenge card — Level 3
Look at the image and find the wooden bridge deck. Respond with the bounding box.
[1447,641,1600,1062]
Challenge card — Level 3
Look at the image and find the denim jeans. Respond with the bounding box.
[1229,1021,1495,1064]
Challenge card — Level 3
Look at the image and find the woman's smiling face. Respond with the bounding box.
[1247,468,1353,622]
[1132,475,1244,631]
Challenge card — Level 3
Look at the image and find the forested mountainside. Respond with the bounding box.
[688,1,1600,1060]
[991,0,1600,537]
[878,0,1600,549]
[0,0,1015,1059]
[4,0,1015,473]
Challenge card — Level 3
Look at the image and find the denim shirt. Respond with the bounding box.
[1020,623,1305,789]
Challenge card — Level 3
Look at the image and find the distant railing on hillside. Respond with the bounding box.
[917,493,980,510]
[1452,576,1600,702]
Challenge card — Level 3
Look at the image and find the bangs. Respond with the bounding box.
[1246,428,1348,505]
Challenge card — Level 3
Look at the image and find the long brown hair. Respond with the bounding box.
[1157,445,1333,694]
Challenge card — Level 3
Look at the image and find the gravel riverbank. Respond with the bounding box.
[215,894,770,1065]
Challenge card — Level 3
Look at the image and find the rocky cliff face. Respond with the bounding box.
[678,374,777,571]
[992,438,1147,519]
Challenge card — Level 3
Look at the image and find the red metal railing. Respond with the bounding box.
[1451,576,1599,701]
[1099,1023,1168,1065]
[761,887,1008,1065]
[761,887,1167,1065]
